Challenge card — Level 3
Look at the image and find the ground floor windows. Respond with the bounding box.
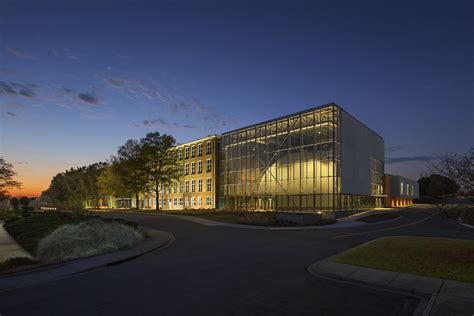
[206,196,212,206]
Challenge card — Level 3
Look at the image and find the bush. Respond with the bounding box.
[36,219,145,262]
[0,257,37,273]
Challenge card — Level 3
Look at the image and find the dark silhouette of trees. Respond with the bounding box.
[418,174,459,198]
[431,148,473,195]
[0,157,22,198]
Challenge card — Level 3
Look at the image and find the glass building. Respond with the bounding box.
[218,103,384,215]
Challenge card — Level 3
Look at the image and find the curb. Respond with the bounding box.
[0,227,174,293]
[308,260,474,316]
[100,210,404,231]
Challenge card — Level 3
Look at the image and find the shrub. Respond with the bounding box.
[36,219,145,262]
[0,257,37,273]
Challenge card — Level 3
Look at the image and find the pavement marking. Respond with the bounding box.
[332,211,439,239]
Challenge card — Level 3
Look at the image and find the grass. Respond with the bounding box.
[0,257,38,273]
[330,236,474,283]
[160,209,336,226]
[440,204,474,225]
[3,211,139,256]
[36,219,144,262]
[356,212,400,223]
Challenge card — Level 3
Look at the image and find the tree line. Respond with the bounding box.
[42,132,181,210]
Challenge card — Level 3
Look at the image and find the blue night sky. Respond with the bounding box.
[1,0,473,196]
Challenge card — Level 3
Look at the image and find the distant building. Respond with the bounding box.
[383,174,419,207]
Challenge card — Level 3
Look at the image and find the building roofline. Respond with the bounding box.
[221,102,383,140]
[175,134,219,147]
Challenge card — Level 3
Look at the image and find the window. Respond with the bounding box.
[198,179,203,192]
[206,141,212,155]
[198,196,202,206]
[400,182,404,195]
[206,178,212,191]
[185,163,189,175]
[406,184,410,196]
[173,198,177,206]
[412,186,414,196]
[185,197,189,206]
[179,182,183,193]
[191,162,196,174]
[185,180,189,192]
[198,143,203,156]
[206,196,212,206]
[163,199,167,206]
[179,149,183,160]
[191,197,195,206]
[198,160,203,173]
[206,159,212,172]
[185,147,189,159]
[179,197,183,206]
[191,180,195,192]
[191,146,196,158]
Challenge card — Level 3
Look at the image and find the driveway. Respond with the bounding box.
[0,206,472,315]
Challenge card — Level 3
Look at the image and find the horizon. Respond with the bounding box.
[2,0,473,197]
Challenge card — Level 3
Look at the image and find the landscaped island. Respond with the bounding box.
[1,211,144,273]
[330,236,474,283]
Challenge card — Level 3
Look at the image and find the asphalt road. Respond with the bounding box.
[0,206,473,315]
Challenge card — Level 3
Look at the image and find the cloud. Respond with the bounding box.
[386,145,407,153]
[5,111,16,116]
[6,46,36,60]
[95,72,155,101]
[385,156,436,164]
[0,81,36,98]
[12,161,28,165]
[51,48,79,61]
[129,118,198,130]
[1,102,25,109]
[78,93,99,105]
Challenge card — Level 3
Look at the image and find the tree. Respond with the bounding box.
[114,139,148,210]
[431,148,474,195]
[19,196,30,217]
[0,157,22,198]
[140,132,181,210]
[9,197,19,210]
[418,174,459,198]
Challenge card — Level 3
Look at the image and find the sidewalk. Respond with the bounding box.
[308,259,474,315]
[0,228,173,293]
[0,221,32,261]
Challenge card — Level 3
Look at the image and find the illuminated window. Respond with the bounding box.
[191,197,195,206]
[185,197,189,206]
[206,178,212,191]
[412,186,414,196]
[191,180,195,192]
[191,162,196,174]
[185,180,189,192]
[198,196,202,206]
[185,147,189,159]
[191,146,196,158]
[198,143,203,156]
[400,182,404,195]
[406,184,409,196]
[206,159,212,172]
[207,141,212,155]
[173,198,177,206]
[185,163,189,175]
[206,196,212,206]
[198,179,203,192]
[198,160,203,173]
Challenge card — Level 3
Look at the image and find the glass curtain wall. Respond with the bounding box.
[220,105,341,212]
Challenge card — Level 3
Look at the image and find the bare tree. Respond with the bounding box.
[431,148,473,196]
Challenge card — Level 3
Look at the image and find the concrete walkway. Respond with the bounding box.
[308,260,474,315]
[0,221,32,261]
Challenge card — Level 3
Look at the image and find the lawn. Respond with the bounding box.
[3,211,138,256]
[356,212,400,223]
[330,236,474,283]
[159,210,336,226]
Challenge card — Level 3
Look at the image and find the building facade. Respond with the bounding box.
[384,174,419,207]
[218,103,385,214]
[156,135,219,210]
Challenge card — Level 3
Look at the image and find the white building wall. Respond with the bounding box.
[340,109,384,196]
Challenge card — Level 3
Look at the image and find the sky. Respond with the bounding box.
[1,0,473,197]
